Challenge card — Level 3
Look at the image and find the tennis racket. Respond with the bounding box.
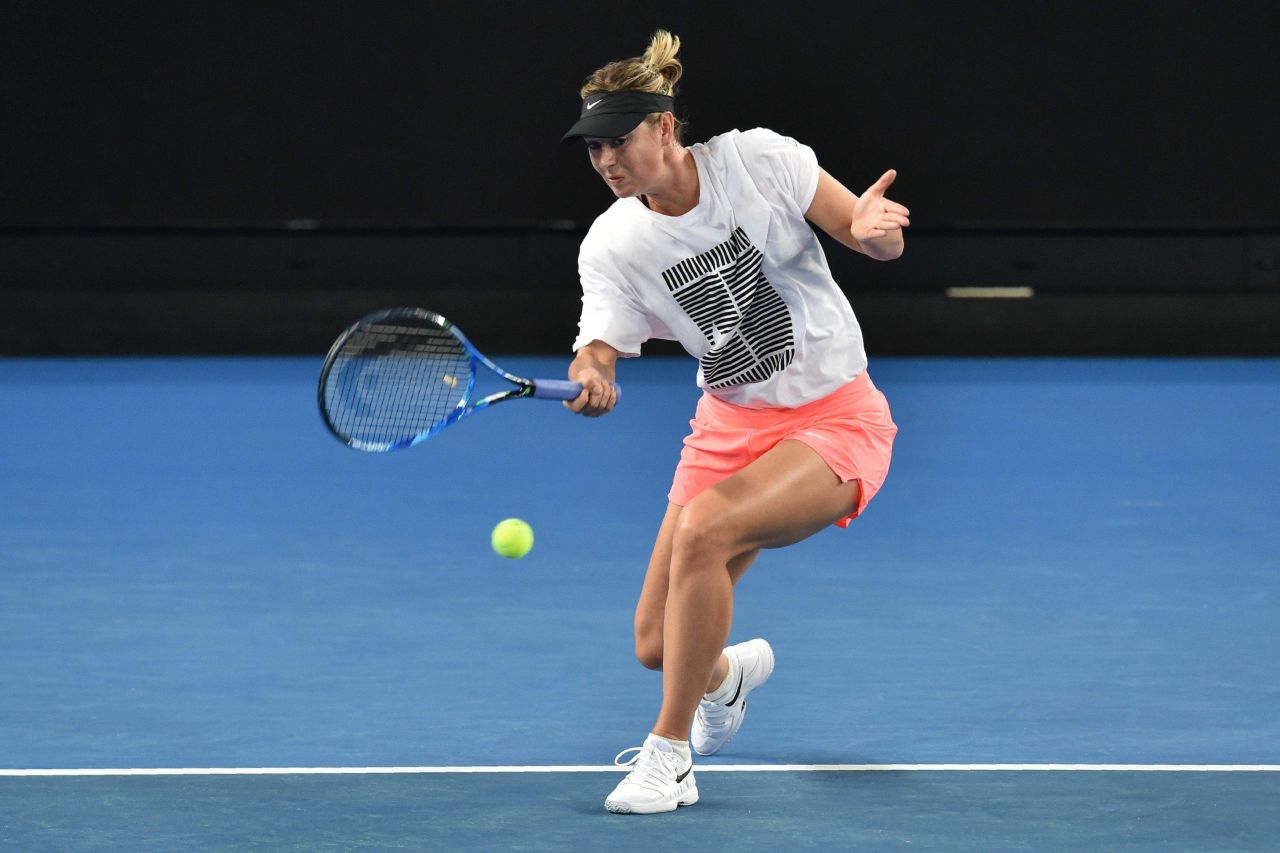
[318,307,617,452]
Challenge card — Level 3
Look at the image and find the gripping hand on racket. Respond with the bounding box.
[566,340,620,418]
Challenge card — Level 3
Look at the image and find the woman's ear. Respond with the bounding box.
[661,112,677,145]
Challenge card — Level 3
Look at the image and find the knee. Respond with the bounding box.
[671,495,739,567]
[634,634,664,671]
[634,618,664,670]
[635,642,663,671]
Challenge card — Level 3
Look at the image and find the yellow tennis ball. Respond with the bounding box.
[491,518,534,559]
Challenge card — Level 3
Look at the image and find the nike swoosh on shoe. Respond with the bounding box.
[725,670,745,707]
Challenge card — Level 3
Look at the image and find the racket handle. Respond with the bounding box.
[531,379,622,402]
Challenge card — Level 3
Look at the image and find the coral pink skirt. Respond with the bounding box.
[668,371,897,527]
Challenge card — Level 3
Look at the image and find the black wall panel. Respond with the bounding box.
[3,1,1277,230]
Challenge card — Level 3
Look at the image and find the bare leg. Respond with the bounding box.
[633,503,758,686]
[651,440,860,741]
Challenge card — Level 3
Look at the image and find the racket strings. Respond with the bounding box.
[324,322,471,450]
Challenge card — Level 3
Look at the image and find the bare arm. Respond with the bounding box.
[805,168,910,261]
[565,339,620,417]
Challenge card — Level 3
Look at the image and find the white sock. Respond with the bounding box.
[645,732,692,765]
[703,649,739,705]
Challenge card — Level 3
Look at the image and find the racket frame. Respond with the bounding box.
[318,307,587,452]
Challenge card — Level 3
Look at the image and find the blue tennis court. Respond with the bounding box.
[3,355,1278,850]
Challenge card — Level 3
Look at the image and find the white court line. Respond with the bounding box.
[3,764,1280,777]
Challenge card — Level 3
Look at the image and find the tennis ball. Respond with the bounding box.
[491,518,534,559]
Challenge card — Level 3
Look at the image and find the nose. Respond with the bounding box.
[596,147,616,169]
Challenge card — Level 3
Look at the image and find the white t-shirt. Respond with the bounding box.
[573,127,868,409]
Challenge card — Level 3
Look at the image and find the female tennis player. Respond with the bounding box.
[561,30,906,814]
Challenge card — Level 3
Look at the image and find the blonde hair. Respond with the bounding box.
[580,30,686,139]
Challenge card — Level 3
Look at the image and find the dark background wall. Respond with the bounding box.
[2,0,1278,354]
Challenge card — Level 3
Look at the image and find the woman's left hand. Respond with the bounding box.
[850,169,911,243]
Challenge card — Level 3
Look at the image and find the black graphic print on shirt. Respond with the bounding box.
[660,227,796,387]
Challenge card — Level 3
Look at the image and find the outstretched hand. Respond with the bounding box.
[850,169,911,242]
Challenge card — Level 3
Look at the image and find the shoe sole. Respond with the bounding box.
[605,787,699,814]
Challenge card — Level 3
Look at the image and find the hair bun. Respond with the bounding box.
[579,29,684,99]
[642,30,683,93]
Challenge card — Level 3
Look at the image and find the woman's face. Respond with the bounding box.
[584,118,664,199]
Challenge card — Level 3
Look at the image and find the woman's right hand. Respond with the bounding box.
[565,340,620,417]
[565,365,618,417]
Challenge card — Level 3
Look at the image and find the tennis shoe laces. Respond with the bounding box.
[604,735,698,814]
[692,638,775,756]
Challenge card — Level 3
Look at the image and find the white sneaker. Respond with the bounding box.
[604,735,698,814]
[691,638,775,756]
